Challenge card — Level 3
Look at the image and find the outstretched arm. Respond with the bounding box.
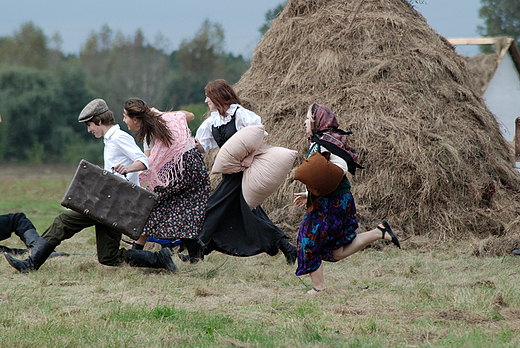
[178,110,195,123]
[113,160,147,175]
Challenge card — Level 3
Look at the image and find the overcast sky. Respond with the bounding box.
[0,0,484,59]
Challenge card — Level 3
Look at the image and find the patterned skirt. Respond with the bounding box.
[142,148,210,240]
[295,192,359,276]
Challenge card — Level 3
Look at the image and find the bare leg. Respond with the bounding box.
[307,263,325,294]
[136,235,147,244]
[133,235,148,249]
[332,224,393,260]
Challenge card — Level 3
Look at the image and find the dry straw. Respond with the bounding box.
[207,0,520,245]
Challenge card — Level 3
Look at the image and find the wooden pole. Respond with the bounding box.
[515,117,520,162]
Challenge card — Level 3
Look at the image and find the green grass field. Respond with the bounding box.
[1,165,520,347]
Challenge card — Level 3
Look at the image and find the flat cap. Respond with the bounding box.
[78,99,109,122]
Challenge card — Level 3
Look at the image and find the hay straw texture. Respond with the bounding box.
[466,53,499,94]
[207,0,520,241]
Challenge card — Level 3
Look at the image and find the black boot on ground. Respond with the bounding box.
[4,237,55,273]
[178,238,204,264]
[279,238,297,265]
[126,248,177,273]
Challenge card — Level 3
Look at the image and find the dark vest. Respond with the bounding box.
[211,107,239,148]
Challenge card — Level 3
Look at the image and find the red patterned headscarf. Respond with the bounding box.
[309,103,363,175]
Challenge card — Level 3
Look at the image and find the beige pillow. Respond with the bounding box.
[242,144,298,209]
[211,125,265,174]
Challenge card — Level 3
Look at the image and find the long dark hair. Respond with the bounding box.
[204,79,242,117]
[124,97,173,147]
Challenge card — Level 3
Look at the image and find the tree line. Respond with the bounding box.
[0,20,252,165]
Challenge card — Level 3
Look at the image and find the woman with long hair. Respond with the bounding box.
[123,98,209,262]
[194,79,297,264]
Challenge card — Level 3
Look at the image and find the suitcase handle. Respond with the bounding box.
[110,167,129,181]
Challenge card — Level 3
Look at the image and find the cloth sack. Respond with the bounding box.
[294,151,344,197]
[211,125,265,174]
[242,144,297,209]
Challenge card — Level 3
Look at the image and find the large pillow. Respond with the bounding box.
[211,125,265,174]
[242,144,298,209]
[294,151,344,197]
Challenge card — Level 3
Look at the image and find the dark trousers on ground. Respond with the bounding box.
[0,213,36,242]
[41,210,127,266]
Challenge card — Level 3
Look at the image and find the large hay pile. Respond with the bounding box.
[210,0,520,242]
[466,53,499,94]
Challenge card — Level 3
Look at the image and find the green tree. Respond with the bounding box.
[163,70,208,109]
[0,63,95,164]
[0,67,61,162]
[80,26,171,117]
[220,53,250,85]
[259,3,286,36]
[165,20,250,109]
[0,22,49,69]
[478,0,520,45]
[176,19,225,77]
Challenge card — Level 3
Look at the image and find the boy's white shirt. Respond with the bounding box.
[103,124,148,186]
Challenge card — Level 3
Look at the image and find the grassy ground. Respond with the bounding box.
[1,165,520,347]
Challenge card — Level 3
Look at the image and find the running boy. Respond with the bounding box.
[4,99,177,273]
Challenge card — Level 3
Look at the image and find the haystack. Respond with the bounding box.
[209,0,520,244]
[466,53,499,94]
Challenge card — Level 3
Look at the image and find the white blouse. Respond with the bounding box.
[195,104,268,153]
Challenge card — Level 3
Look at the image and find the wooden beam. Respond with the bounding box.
[447,37,512,46]
[516,118,520,161]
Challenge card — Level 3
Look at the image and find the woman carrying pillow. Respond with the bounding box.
[293,103,401,294]
[123,97,210,263]
[195,79,297,264]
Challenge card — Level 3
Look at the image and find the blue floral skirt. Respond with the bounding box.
[295,192,359,276]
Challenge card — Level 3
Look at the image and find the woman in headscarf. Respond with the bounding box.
[293,103,400,294]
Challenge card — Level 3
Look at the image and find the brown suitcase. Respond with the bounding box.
[61,159,158,239]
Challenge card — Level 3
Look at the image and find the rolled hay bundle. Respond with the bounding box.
[207,0,520,245]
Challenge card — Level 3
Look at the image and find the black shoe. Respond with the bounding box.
[279,238,297,265]
[177,253,191,263]
[126,248,177,273]
[377,219,401,249]
[156,248,177,273]
[4,237,55,273]
[0,245,28,255]
[180,238,204,264]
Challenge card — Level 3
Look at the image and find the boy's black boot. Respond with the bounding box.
[131,242,144,250]
[21,228,40,248]
[4,237,55,273]
[126,248,177,273]
[279,238,297,265]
